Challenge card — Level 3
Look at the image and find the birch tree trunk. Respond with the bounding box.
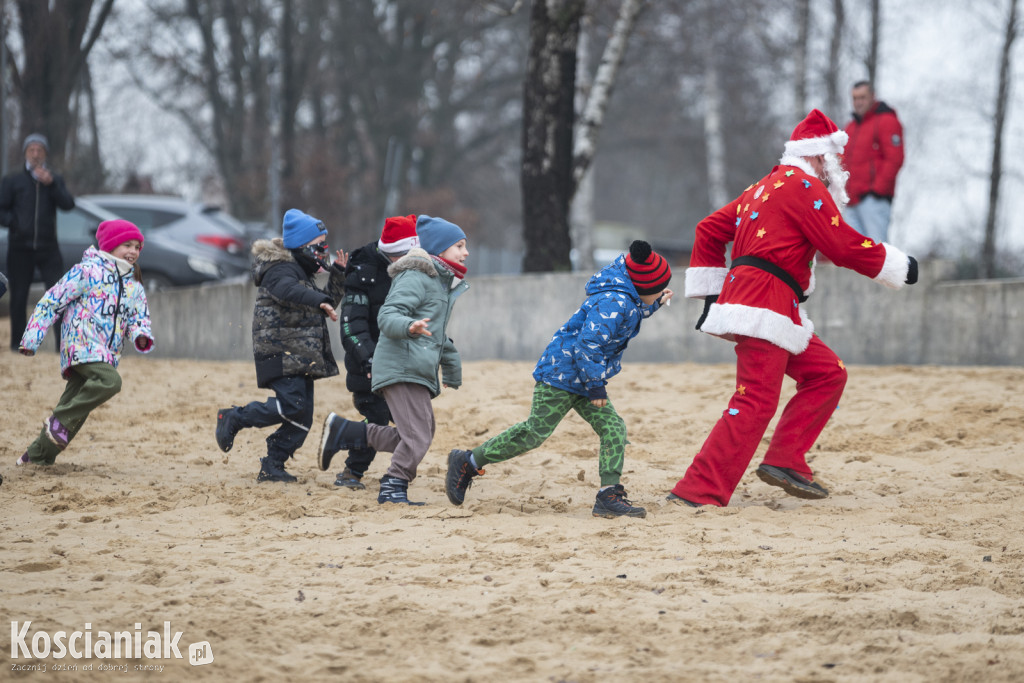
[826,0,845,120]
[794,0,811,122]
[703,50,728,209]
[982,0,1019,278]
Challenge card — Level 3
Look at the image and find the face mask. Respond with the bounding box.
[301,241,330,267]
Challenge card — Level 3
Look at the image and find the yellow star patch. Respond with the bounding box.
[756,228,767,238]
[831,215,840,226]
[745,183,755,191]
[838,360,845,370]
[744,204,750,213]
[773,181,784,189]
[861,239,874,248]
[761,192,770,202]
[736,204,742,215]
[737,385,746,395]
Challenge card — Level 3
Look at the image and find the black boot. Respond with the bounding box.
[318,413,368,471]
[377,475,424,506]
[257,457,297,483]
[216,406,244,453]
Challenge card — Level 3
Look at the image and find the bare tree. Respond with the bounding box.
[793,0,810,121]
[825,0,845,120]
[4,0,114,168]
[867,0,880,84]
[982,0,1020,278]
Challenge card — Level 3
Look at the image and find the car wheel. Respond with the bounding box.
[144,273,174,293]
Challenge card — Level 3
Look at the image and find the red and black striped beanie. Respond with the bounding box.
[625,240,671,295]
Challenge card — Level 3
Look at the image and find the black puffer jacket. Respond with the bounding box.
[250,238,345,388]
[339,241,394,394]
[0,167,75,249]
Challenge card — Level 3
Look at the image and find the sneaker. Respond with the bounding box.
[756,464,829,499]
[257,457,298,483]
[377,475,425,506]
[666,492,703,507]
[15,452,30,466]
[334,467,366,490]
[216,407,243,453]
[317,413,368,472]
[445,449,484,506]
[592,485,647,519]
[45,416,71,450]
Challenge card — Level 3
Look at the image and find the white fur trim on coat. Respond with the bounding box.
[701,302,815,355]
[874,243,910,289]
[685,266,729,298]
[778,155,816,176]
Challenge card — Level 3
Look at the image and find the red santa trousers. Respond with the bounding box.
[672,334,847,506]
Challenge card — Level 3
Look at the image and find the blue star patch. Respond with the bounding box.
[735,217,741,226]
[813,199,823,210]
[803,179,811,188]
[728,408,739,416]
[751,211,759,220]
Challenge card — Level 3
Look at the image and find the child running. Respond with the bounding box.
[444,240,673,518]
[215,209,346,482]
[317,215,470,505]
[16,219,154,466]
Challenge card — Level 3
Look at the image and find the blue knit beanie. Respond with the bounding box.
[416,215,466,256]
[282,209,327,249]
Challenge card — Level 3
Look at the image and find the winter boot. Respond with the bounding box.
[592,484,647,519]
[445,449,484,506]
[334,467,366,490]
[318,413,368,471]
[257,457,298,483]
[377,475,425,506]
[755,464,828,499]
[216,407,244,453]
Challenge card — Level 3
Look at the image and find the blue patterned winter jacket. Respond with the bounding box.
[533,255,663,399]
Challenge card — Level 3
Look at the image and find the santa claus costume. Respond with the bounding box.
[670,109,918,507]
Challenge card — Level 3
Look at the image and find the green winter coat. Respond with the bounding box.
[371,247,468,398]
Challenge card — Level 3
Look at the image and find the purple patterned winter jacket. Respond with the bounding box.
[20,246,154,377]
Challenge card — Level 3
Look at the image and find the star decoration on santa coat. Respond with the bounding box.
[838,359,845,370]
[803,179,811,188]
[756,228,766,238]
[744,204,750,213]
[729,273,736,282]
[831,215,840,226]
[736,204,742,215]
[785,170,795,176]
[735,217,742,226]
[751,211,759,220]
[745,183,755,191]
[861,239,874,248]
[761,193,770,202]
[813,199,823,210]
[737,385,746,395]
[728,408,740,416]
[773,181,785,189]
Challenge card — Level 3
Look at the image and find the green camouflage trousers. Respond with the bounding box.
[473,382,629,486]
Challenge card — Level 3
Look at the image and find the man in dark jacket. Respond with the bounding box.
[330,214,419,489]
[215,209,346,482]
[0,133,76,350]
[842,81,904,243]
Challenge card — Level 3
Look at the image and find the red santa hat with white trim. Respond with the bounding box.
[783,109,849,157]
[378,214,419,255]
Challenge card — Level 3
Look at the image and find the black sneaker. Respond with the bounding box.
[318,413,368,472]
[334,467,366,490]
[756,464,828,499]
[445,449,484,506]
[666,492,703,507]
[377,475,424,506]
[592,485,647,519]
[257,457,298,483]
[216,407,243,453]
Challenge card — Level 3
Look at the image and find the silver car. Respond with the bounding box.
[82,194,252,291]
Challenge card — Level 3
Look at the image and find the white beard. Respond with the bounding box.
[823,153,850,210]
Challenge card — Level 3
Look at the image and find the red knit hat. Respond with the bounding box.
[625,240,671,295]
[96,219,144,253]
[378,214,419,254]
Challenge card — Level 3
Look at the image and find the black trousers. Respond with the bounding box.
[344,391,392,476]
[235,376,316,464]
[7,245,64,350]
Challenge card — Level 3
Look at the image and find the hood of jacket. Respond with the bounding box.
[585,255,642,304]
[251,237,296,286]
[386,247,439,280]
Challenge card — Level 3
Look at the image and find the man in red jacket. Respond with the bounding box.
[842,81,904,243]
[667,109,918,508]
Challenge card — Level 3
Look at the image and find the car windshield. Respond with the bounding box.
[202,207,247,236]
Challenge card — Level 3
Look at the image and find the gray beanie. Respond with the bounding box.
[23,133,49,153]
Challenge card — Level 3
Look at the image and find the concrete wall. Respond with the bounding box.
[142,260,1023,366]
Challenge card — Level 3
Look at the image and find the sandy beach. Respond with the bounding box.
[2,326,1023,681]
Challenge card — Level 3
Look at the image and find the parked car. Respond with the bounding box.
[81,194,252,291]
